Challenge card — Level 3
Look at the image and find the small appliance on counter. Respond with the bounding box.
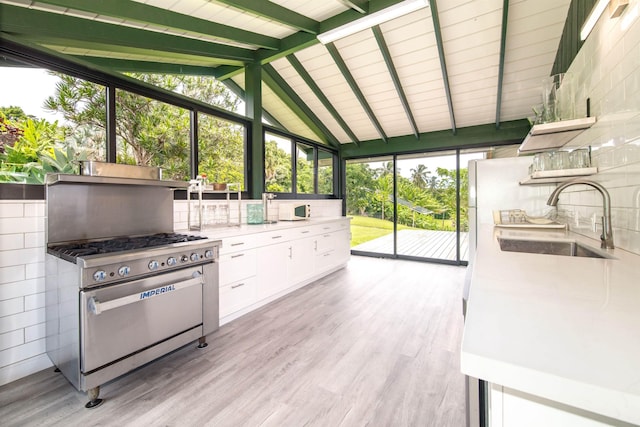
[278,203,311,221]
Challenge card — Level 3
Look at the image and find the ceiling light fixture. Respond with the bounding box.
[317,0,428,44]
[580,0,610,40]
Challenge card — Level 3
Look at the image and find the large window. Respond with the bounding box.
[265,130,337,197]
[198,113,246,189]
[318,149,334,194]
[265,132,292,192]
[296,142,314,194]
[115,90,190,181]
[0,54,249,187]
[0,67,106,183]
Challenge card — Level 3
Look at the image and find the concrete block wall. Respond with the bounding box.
[556,2,640,255]
[0,201,52,386]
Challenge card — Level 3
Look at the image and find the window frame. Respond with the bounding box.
[263,125,338,200]
[0,40,252,198]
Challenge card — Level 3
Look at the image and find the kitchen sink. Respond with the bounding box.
[497,237,613,259]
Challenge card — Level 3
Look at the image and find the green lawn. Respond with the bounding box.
[349,215,410,246]
[349,215,455,247]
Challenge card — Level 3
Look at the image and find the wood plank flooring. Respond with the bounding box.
[352,229,470,261]
[0,256,467,427]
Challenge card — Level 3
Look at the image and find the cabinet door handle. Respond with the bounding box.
[231,242,245,246]
[323,227,330,230]
[231,283,245,289]
[288,246,292,258]
[301,230,310,234]
[272,235,283,239]
[231,254,244,259]
[314,241,318,251]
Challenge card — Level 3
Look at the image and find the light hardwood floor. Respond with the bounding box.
[1,256,467,427]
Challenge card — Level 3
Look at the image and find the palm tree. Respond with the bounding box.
[410,164,429,189]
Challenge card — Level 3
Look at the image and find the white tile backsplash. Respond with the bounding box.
[0,200,51,386]
[173,198,344,231]
[0,329,23,351]
[557,1,640,255]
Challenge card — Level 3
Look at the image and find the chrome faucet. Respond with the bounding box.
[547,179,614,249]
[262,192,276,223]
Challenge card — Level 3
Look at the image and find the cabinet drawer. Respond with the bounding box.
[220,235,260,255]
[219,276,257,318]
[219,248,257,285]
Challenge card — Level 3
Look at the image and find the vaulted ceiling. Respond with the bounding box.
[0,0,573,150]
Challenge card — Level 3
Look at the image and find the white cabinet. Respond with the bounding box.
[217,218,351,324]
[218,235,259,319]
[219,276,257,318]
[289,236,316,285]
[256,240,291,300]
[314,222,350,272]
[489,384,620,427]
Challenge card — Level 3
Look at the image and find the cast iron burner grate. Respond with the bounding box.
[48,233,206,262]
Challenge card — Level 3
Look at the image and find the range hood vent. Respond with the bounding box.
[518,117,596,154]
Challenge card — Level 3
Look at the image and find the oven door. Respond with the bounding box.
[80,266,204,373]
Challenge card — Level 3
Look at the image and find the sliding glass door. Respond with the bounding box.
[345,157,395,256]
[395,151,461,262]
[346,150,485,264]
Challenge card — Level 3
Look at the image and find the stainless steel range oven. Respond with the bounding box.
[45,169,220,409]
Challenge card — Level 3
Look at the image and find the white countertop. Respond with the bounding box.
[461,225,640,425]
[181,216,350,240]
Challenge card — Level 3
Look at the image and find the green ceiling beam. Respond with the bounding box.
[340,119,530,158]
[212,66,245,81]
[37,38,241,66]
[338,0,369,14]
[34,0,279,50]
[214,0,319,34]
[326,43,388,144]
[262,64,340,148]
[254,0,405,65]
[429,0,456,135]
[372,25,419,139]
[70,57,222,76]
[495,0,509,129]
[286,54,360,146]
[255,31,318,65]
[0,4,253,64]
[222,78,287,131]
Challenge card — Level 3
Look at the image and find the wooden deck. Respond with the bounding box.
[351,229,469,261]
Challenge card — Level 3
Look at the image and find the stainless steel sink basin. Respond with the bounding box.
[497,237,612,259]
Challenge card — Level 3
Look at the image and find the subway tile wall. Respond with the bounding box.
[0,201,52,387]
[556,2,640,255]
[173,198,343,231]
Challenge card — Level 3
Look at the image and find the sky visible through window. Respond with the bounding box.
[1,67,64,122]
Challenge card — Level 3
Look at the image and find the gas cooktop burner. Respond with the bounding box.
[48,233,206,262]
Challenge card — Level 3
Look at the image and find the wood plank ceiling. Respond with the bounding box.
[0,0,572,148]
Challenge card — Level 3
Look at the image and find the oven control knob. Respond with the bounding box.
[148,260,160,271]
[190,253,200,262]
[204,249,213,259]
[167,257,177,266]
[180,255,189,263]
[93,270,107,282]
[118,265,131,277]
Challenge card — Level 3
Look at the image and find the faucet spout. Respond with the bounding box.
[262,192,276,223]
[547,179,614,249]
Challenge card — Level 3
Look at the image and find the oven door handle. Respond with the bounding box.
[87,276,203,315]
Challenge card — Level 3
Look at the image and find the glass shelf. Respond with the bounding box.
[519,167,598,185]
